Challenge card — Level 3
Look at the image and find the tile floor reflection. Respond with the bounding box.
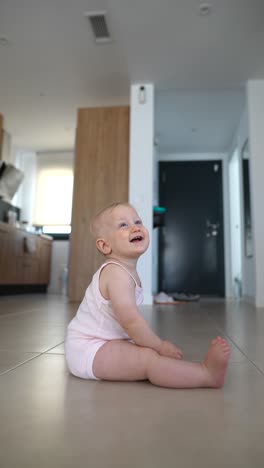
[0,294,264,468]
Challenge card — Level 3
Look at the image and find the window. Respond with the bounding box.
[33,152,74,238]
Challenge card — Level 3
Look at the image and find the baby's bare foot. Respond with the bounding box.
[202,337,230,388]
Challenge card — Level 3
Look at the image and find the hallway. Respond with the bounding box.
[0,294,264,467]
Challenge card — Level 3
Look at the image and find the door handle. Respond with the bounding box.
[206,220,220,237]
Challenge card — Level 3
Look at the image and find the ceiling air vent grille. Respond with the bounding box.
[85,11,111,43]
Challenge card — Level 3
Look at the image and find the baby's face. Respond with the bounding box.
[102,205,149,259]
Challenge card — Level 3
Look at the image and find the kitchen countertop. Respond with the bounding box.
[0,221,53,240]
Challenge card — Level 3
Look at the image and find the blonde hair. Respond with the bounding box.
[90,201,132,239]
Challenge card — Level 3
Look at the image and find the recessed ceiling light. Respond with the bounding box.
[0,36,10,46]
[199,3,212,16]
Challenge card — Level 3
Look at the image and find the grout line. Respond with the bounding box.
[0,353,43,376]
[221,333,264,376]
[42,341,65,353]
[207,314,264,377]
[0,341,65,376]
[45,353,64,355]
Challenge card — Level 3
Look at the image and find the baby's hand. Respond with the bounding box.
[159,340,183,359]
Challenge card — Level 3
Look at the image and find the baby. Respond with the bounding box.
[65,202,230,388]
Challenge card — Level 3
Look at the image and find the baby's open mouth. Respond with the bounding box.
[130,235,143,242]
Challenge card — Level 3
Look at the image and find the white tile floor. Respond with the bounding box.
[0,294,264,467]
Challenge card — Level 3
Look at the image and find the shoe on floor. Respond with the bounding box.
[172,292,200,302]
[154,292,181,304]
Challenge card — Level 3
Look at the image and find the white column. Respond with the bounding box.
[247,80,264,307]
[129,84,154,304]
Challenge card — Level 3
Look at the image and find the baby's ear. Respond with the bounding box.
[96,238,112,255]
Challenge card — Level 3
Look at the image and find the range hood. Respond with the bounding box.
[0,161,24,202]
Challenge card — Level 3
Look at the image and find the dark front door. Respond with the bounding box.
[158,161,225,296]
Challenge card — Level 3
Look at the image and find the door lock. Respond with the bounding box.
[206,220,220,237]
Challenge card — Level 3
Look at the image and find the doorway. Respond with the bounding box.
[158,161,225,296]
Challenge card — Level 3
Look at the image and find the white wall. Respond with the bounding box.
[247,80,264,308]
[152,146,159,294]
[229,108,255,301]
[14,149,37,224]
[229,148,242,296]
[2,130,13,164]
[158,152,231,297]
[129,84,154,304]
[48,240,70,294]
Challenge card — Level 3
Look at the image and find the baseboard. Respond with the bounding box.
[242,295,255,305]
[143,294,153,305]
[0,285,48,295]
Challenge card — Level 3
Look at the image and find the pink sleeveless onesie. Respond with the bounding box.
[65,261,144,380]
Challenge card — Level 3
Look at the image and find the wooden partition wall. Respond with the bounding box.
[68,106,129,302]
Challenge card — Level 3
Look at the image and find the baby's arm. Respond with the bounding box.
[102,265,182,359]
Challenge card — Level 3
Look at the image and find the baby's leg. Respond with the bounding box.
[92,337,230,388]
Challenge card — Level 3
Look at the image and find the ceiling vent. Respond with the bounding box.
[84,11,111,43]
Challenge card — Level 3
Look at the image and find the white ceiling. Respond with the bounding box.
[155,89,245,153]
[0,0,263,152]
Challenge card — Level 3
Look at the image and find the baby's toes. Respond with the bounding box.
[219,340,230,353]
[211,337,220,345]
[220,338,229,347]
[176,350,183,359]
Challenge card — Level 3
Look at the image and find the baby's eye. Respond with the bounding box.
[119,222,128,228]
[135,219,142,225]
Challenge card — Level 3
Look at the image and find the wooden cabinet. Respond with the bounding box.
[38,238,52,284]
[0,222,52,290]
[0,223,15,283]
[69,106,129,302]
[16,258,39,284]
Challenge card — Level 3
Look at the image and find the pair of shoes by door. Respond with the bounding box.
[154,292,182,304]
